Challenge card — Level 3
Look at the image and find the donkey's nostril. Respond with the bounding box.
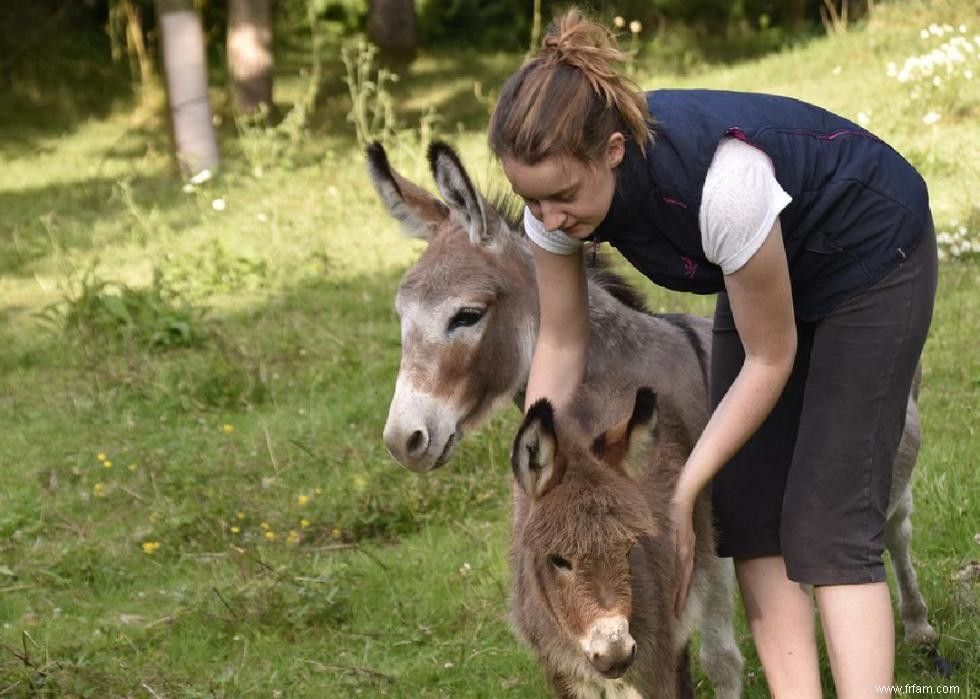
[407,430,425,455]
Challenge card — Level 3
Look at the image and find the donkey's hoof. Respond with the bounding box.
[905,622,939,646]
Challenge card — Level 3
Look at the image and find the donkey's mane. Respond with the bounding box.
[586,258,651,314]
[485,186,523,232]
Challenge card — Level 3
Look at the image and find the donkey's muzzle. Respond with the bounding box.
[581,616,637,679]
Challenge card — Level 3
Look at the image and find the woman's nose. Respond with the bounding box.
[540,202,566,232]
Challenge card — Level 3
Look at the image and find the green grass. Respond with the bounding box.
[0,0,977,695]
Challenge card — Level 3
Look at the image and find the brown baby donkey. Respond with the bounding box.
[510,388,711,699]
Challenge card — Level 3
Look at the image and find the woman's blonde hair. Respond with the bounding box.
[489,8,652,165]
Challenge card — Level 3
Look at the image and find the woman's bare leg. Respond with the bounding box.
[816,582,895,698]
[735,555,822,699]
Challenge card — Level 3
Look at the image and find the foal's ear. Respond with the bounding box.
[590,388,659,481]
[366,142,449,240]
[428,141,505,248]
[512,399,565,500]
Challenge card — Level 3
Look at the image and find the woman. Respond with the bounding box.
[489,9,937,698]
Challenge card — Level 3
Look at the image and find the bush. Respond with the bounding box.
[43,267,208,351]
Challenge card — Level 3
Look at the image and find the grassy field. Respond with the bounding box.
[0,0,977,696]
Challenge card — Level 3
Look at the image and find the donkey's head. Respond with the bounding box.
[511,389,674,680]
[368,142,537,472]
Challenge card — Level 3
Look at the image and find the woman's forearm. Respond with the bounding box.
[524,340,588,413]
[675,352,795,505]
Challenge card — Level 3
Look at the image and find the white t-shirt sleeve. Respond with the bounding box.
[523,206,583,255]
[699,137,793,275]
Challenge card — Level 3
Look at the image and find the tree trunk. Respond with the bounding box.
[228,0,274,114]
[366,0,417,61]
[156,0,220,177]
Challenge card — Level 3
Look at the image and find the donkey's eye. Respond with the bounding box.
[448,307,485,332]
[549,554,573,571]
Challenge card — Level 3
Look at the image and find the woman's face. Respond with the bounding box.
[502,134,625,240]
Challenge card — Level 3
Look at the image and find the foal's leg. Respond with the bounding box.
[697,556,744,699]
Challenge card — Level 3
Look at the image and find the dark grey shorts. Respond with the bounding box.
[710,220,938,585]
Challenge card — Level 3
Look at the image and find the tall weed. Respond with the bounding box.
[42,267,208,351]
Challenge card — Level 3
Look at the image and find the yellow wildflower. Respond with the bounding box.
[260,521,270,530]
[264,531,277,541]
[236,511,246,520]
[93,483,106,497]
[330,527,341,539]
[286,530,300,544]
[97,452,107,462]
[103,460,113,469]
[300,518,311,529]
[296,494,309,506]
[230,526,241,534]
[222,423,235,433]
[142,541,161,554]
[128,463,137,472]
[314,487,322,495]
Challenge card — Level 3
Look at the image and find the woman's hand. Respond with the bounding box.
[670,492,696,618]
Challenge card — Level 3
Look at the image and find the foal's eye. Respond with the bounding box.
[447,307,485,332]
[550,554,573,571]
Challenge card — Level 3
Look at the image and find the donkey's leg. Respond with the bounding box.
[697,556,744,699]
[886,485,938,646]
[546,671,601,699]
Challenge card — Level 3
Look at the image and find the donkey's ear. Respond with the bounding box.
[591,388,659,481]
[512,399,565,500]
[622,388,659,480]
[428,141,504,247]
[366,141,449,240]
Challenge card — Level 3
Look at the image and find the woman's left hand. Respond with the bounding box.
[670,494,696,618]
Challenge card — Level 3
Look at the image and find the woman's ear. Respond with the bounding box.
[606,132,625,168]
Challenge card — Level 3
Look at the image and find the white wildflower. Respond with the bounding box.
[920,29,930,40]
[190,169,213,185]
[922,111,941,125]
[856,111,871,126]
[613,16,625,29]
[886,62,898,77]
[832,65,843,75]
[629,20,642,34]
[211,197,227,211]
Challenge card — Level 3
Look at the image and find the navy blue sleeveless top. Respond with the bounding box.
[591,89,929,321]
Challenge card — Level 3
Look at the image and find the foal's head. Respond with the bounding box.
[511,389,675,679]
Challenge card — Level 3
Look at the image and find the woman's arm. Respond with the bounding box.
[524,242,590,413]
[677,218,797,502]
[672,218,797,612]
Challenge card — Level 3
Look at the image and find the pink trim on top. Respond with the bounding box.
[726,126,777,172]
[783,128,883,142]
[662,196,688,208]
[727,127,749,141]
